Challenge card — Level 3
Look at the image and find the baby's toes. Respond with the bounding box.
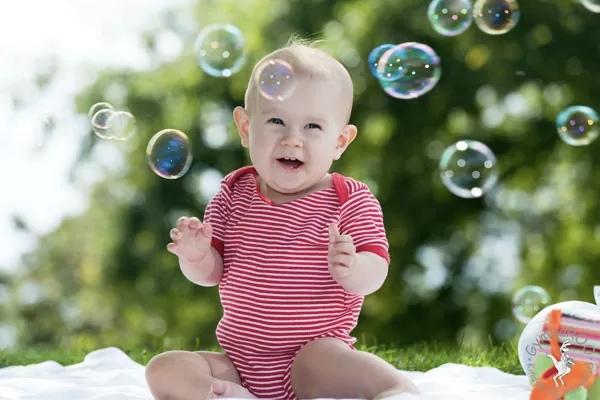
[208,381,257,399]
[207,381,226,399]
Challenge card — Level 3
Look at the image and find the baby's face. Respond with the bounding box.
[237,77,355,197]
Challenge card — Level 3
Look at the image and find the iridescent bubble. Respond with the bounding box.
[556,105,599,146]
[367,44,394,79]
[512,285,551,324]
[147,129,192,179]
[378,42,442,99]
[427,0,474,37]
[256,59,297,101]
[194,24,246,78]
[91,109,116,139]
[376,46,408,82]
[439,140,498,198]
[88,102,114,119]
[581,0,600,12]
[473,0,520,35]
[106,111,137,141]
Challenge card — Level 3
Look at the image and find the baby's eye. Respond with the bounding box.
[267,118,284,125]
[306,123,321,130]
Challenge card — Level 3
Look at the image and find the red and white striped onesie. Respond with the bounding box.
[203,166,390,399]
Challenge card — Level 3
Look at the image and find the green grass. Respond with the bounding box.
[0,341,525,375]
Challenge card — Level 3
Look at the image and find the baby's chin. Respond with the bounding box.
[263,177,316,195]
[269,182,310,195]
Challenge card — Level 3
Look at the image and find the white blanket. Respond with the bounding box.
[0,347,532,399]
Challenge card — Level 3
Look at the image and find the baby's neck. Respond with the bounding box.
[258,174,332,204]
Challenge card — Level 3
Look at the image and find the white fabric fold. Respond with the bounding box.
[0,347,532,400]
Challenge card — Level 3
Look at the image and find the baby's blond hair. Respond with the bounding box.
[244,37,354,123]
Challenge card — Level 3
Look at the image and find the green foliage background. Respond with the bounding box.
[2,0,600,356]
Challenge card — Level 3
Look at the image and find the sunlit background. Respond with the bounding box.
[1,0,600,354]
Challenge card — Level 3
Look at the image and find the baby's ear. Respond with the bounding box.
[334,124,357,159]
[233,106,250,147]
[341,124,358,146]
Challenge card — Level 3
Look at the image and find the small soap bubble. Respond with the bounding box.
[556,105,599,146]
[91,109,116,139]
[88,102,114,120]
[147,129,192,179]
[427,0,474,37]
[368,44,394,79]
[581,0,600,13]
[473,0,520,35]
[256,59,296,101]
[378,42,442,99]
[512,285,551,324]
[194,24,246,78]
[106,111,137,141]
[439,140,498,198]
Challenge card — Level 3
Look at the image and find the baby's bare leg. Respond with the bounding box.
[145,350,257,400]
[290,337,420,399]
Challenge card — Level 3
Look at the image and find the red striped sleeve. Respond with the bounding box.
[338,180,390,264]
[202,173,234,259]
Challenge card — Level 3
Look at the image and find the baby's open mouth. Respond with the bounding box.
[277,157,304,169]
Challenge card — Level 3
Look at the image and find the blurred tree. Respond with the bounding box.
[7,0,600,353]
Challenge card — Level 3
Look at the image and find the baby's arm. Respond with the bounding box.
[177,173,232,287]
[336,251,388,296]
[179,247,223,287]
[335,183,391,296]
[168,216,225,287]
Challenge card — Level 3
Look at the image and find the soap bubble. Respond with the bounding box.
[194,24,246,78]
[473,0,520,35]
[88,101,137,141]
[147,129,192,179]
[256,59,297,101]
[512,285,551,324]
[427,0,474,37]
[91,109,116,139]
[378,42,442,99]
[439,140,498,198]
[556,105,599,146]
[581,0,600,12]
[376,46,408,82]
[88,102,114,120]
[106,111,137,141]
[368,44,394,79]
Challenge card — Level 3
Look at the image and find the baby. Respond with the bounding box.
[144,39,420,400]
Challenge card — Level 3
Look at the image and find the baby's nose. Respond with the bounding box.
[281,131,303,147]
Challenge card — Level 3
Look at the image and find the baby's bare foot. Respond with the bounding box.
[207,380,258,399]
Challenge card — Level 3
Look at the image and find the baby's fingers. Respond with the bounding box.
[177,216,189,232]
[200,223,213,238]
[331,242,355,256]
[166,242,178,254]
[188,217,202,229]
[170,228,182,241]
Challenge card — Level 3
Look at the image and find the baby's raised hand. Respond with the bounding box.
[167,216,213,264]
[327,223,357,281]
